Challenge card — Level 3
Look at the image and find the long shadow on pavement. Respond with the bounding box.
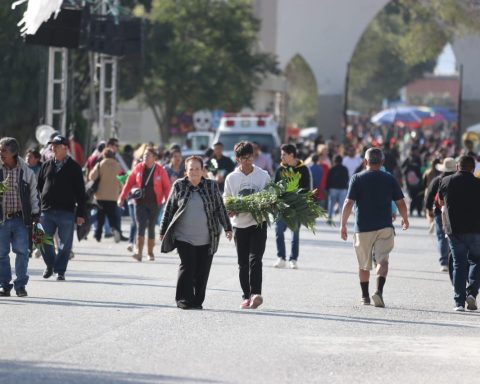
[0,360,218,384]
[204,308,479,329]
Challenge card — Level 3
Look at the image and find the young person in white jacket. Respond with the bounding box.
[224,141,270,309]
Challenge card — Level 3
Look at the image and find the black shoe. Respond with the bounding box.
[177,301,192,310]
[16,287,28,297]
[192,305,203,310]
[120,235,129,242]
[43,267,53,279]
[104,233,113,239]
[56,274,65,281]
[0,287,11,297]
[361,296,371,305]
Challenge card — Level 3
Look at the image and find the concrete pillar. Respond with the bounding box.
[452,34,480,130]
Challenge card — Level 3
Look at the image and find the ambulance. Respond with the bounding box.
[212,113,281,157]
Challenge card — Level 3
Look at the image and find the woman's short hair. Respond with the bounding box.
[26,148,41,160]
[185,155,204,169]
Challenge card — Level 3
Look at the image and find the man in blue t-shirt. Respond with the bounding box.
[340,148,409,307]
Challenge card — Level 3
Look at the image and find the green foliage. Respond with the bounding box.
[120,0,279,141]
[348,0,480,112]
[284,55,318,127]
[225,174,326,233]
[0,6,46,146]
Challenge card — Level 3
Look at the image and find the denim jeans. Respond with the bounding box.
[40,210,75,274]
[275,219,299,261]
[447,233,480,306]
[327,188,348,219]
[128,203,137,243]
[434,214,449,266]
[0,217,29,290]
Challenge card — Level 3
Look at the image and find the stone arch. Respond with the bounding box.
[283,54,319,127]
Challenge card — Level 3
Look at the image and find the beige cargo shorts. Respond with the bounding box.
[353,227,395,270]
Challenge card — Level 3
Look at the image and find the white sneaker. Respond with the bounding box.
[454,305,465,312]
[113,229,121,243]
[274,258,286,268]
[440,265,448,272]
[249,294,263,309]
[34,249,42,258]
[289,260,298,269]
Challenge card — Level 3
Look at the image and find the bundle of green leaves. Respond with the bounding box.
[0,176,9,197]
[225,173,325,233]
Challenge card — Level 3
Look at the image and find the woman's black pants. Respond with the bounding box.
[175,241,213,307]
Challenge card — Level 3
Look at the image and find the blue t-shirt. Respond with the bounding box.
[347,169,404,233]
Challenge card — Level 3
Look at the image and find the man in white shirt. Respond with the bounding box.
[224,141,270,309]
[342,146,363,179]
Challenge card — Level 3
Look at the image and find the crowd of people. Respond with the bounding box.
[0,119,479,311]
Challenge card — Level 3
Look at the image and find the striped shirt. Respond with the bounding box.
[2,164,21,214]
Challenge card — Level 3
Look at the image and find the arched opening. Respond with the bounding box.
[284,54,318,136]
[347,1,460,115]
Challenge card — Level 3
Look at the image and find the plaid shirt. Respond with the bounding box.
[2,164,21,214]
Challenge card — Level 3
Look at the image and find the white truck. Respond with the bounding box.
[212,113,281,157]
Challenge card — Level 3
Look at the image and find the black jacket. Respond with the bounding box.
[275,160,312,191]
[37,156,86,218]
[424,172,454,216]
[326,164,349,190]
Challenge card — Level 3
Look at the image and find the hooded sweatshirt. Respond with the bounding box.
[223,165,270,228]
[274,160,312,191]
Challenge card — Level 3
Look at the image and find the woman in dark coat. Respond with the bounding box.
[160,156,232,309]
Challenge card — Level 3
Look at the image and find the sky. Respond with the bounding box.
[434,43,457,75]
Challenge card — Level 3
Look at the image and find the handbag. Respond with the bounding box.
[85,164,101,199]
[131,164,156,200]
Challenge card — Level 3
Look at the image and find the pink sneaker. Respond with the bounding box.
[240,299,251,309]
[249,294,263,309]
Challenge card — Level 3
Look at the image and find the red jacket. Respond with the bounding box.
[119,162,171,206]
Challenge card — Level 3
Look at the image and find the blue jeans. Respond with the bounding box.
[0,217,29,290]
[276,219,299,261]
[40,210,75,274]
[327,188,347,219]
[434,214,449,266]
[447,233,480,306]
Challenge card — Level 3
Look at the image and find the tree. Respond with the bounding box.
[121,0,278,142]
[348,0,480,112]
[0,6,47,146]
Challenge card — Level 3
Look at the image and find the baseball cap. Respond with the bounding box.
[48,135,68,146]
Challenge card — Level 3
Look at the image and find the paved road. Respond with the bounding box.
[0,216,479,384]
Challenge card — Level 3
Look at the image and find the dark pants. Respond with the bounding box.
[447,233,480,306]
[234,223,267,299]
[407,187,423,216]
[175,241,212,307]
[135,204,160,239]
[95,200,122,240]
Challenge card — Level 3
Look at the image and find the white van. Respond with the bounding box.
[213,113,281,157]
